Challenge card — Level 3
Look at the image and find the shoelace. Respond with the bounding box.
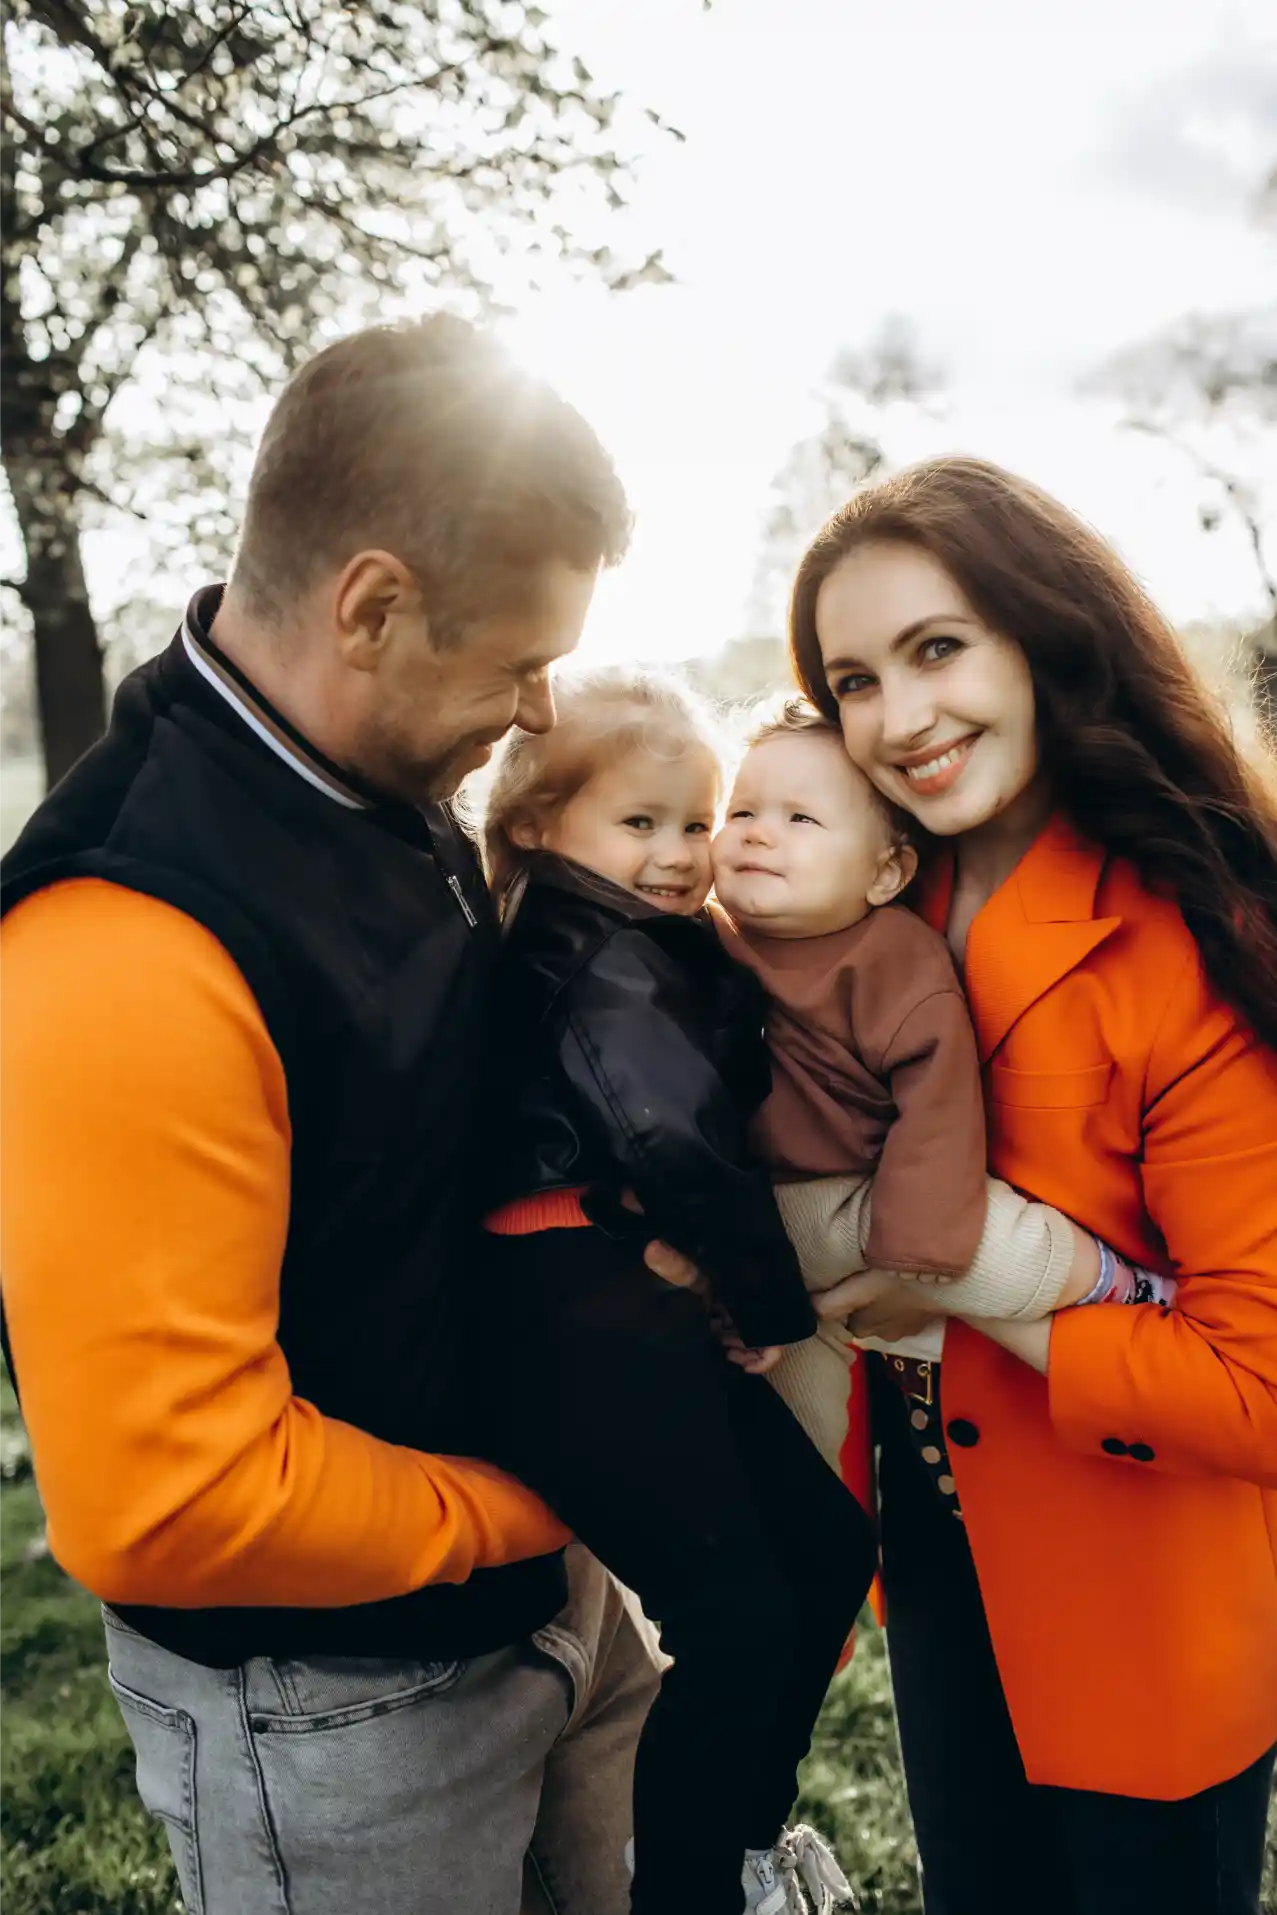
[777,1824,857,1914]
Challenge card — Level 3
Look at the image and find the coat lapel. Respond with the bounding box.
[914,816,1121,1063]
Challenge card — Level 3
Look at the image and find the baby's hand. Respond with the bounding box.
[703,1299,784,1373]
[726,1340,783,1375]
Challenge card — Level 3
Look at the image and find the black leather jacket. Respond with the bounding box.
[488,853,816,1350]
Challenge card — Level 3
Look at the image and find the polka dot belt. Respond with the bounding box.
[878,1353,963,1521]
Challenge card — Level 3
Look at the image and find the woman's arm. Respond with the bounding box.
[794,1173,1093,1326]
[969,1316,1052,1374]
[1043,949,1277,1484]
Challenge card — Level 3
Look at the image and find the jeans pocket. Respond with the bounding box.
[244,1657,482,1898]
[250,1656,465,1728]
[108,1674,204,1915]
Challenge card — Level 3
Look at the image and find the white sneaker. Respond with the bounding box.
[776,1824,856,1914]
[742,1845,798,1914]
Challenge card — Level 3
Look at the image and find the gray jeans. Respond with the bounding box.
[104,1546,664,1915]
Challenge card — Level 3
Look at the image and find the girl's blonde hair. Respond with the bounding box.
[483,666,724,901]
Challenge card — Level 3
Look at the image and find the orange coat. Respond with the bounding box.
[898,814,1277,1799]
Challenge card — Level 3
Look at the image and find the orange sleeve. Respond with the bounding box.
[1048,950,1277,1485]
[0,879,567,1608]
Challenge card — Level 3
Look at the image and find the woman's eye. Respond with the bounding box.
[919,635,963,664]
[831,672,875,698]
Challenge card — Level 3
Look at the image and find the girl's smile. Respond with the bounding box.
[530,744,719,916]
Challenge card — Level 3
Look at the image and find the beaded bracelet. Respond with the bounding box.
[1076,1237,1116,1308]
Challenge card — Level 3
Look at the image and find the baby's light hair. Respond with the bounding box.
[739,692,915,851]
[742,691,838,750]
[484,666,725,902]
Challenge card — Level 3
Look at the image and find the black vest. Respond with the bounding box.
[1,594,567,1665]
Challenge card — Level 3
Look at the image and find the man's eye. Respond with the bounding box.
[831,672,874,698]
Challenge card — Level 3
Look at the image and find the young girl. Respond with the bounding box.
[481,669,871,1915]
[788,456,1277,1915]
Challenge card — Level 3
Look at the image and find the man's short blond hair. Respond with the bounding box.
[232,315,632,641]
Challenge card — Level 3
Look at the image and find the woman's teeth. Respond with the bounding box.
[904,741,971,782]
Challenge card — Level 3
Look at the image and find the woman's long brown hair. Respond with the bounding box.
[788,457,1277,1051]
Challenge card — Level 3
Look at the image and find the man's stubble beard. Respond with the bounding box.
[347,706,481,808]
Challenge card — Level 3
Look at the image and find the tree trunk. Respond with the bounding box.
[4,457,106,789]
[1,256,109,790]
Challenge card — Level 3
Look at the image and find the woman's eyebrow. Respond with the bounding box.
[824,613,980,674]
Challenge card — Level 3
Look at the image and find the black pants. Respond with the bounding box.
[486,1227,877,1915]
[874,1367,1277,1915]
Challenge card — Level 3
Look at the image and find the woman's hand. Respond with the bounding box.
[819,1270,1056,1371]
[813,1269,941,1344]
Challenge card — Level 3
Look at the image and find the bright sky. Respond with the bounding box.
[497,0,1276,668]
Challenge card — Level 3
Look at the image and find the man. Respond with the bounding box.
[1,316,663,1914]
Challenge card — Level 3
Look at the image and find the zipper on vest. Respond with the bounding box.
[446,871,478,929]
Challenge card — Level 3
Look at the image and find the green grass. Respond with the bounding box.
[1,1360,1273,1913]
[1,1376,182,1914]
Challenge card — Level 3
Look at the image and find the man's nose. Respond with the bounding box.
[515,676,556,738]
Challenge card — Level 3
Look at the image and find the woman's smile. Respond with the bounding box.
[892,733,981,797]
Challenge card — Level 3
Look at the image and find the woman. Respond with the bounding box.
[787,457,1277,1915]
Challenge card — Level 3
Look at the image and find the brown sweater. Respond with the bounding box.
[717,904,987,1277]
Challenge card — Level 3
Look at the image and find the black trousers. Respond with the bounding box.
[874,1367,1277,1915]
[486,1227,877,1915]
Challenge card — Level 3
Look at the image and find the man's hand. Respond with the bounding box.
[642,1238,705,1292]
[641,1240,781,1372]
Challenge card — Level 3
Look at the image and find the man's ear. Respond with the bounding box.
[866,837,918,908]
[332,551,421,672]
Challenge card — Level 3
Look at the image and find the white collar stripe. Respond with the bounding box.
[181,626,365,811]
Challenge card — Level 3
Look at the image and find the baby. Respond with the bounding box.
[712,699,1134,1476]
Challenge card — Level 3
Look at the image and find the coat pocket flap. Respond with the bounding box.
[988,1061,1114,1109]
